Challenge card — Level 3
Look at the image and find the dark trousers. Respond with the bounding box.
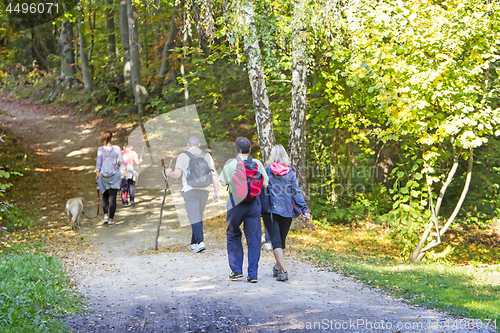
[103,189,118,219]
[262,213,293,249]
[128,179,135,202]
[183,189,209,244]
[226,199,262,277]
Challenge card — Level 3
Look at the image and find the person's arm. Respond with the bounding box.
[117,147,128,179]
[133,151,141,165]
[258,160,269,187]
[207,155,220,201]
[219,159,234,187]
[291,171,311,220]
[165,155,184,178]
[211,170,220,201]
[95,147,102,183]
[165,168,182,178]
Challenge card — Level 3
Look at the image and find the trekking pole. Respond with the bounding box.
[155,159,172,250]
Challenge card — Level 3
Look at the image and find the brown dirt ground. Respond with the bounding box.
[0,94,495,333]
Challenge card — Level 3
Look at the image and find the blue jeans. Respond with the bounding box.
[226,199,262,277]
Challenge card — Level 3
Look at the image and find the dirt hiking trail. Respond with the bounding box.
[0,96,493,333]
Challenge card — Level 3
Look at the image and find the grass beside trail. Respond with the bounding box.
[0,127,84,332]
[289,223,500,328]
[0,246,84,333]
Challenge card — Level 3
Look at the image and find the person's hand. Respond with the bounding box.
[213,193,219,202]
[164,168,173,177]
[303,212,312,221]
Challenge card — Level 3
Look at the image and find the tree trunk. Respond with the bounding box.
[373,141,395,188]
[152,9,177,96]
[119,0,131,93]
[106,0,116,62]
[242,0,275,162]
[88,13,95,61]
[74,24,79,67]
[59,20,76,87]
[79,19,93,92]
[290,0,309,207]
[410,148,474,262]
[127,0,149,114]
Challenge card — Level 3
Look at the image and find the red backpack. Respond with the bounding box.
[230,156,264,205]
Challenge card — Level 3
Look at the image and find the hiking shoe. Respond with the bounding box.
[195,242,205,253]
[229,272,243,281]
[108,220,114,227]
[263,242,273,251]
[276,270,288,282]
[124,202,129,207]
[188,244,196,251]
[272,265,280,278]
[103,216,109,225]
[247,276,258,283]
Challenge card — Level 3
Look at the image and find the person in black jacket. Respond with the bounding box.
[261,145,311,281]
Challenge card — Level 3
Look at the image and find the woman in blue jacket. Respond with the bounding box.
[261,145,311,281]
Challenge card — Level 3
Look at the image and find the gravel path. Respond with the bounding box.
[0,95,495,333]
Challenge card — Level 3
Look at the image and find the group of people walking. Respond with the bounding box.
[95,131,310,282]
[95,130,140,226]
[166,136,310,283]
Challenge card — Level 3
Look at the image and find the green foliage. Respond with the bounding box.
[0,252,83,332]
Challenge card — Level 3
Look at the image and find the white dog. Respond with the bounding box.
[65,197,85,230]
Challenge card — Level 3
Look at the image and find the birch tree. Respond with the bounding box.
[242,0,275,161]
[290,0,309,203]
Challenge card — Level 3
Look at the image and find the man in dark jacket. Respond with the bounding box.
[219,137,269,283]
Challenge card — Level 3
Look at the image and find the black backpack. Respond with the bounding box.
[184,151,212,188]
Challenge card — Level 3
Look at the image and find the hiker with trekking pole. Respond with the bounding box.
[164,135,220,253]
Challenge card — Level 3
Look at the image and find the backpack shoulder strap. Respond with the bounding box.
[183,150,195,159]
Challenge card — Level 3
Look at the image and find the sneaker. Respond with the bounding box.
[103,216,109,225]
[261,235,266,244]
[263,242,273,251]
[276,270,288,282]
[195,242,205,253]
[229,272,243,281]
[247,276,258,283]
[188,244,196,251]
[124,202,129,207]
[108,220,114,227]
[272,265,280,278]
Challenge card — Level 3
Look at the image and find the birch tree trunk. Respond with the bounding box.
[79,19,93,92]
[106,0,116,62]
[242,0,275,162]
[153,9,177,96]
[59,20,76,87]
[127,0,149,114]
[120,0,131,92]
[290,0,309,205]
